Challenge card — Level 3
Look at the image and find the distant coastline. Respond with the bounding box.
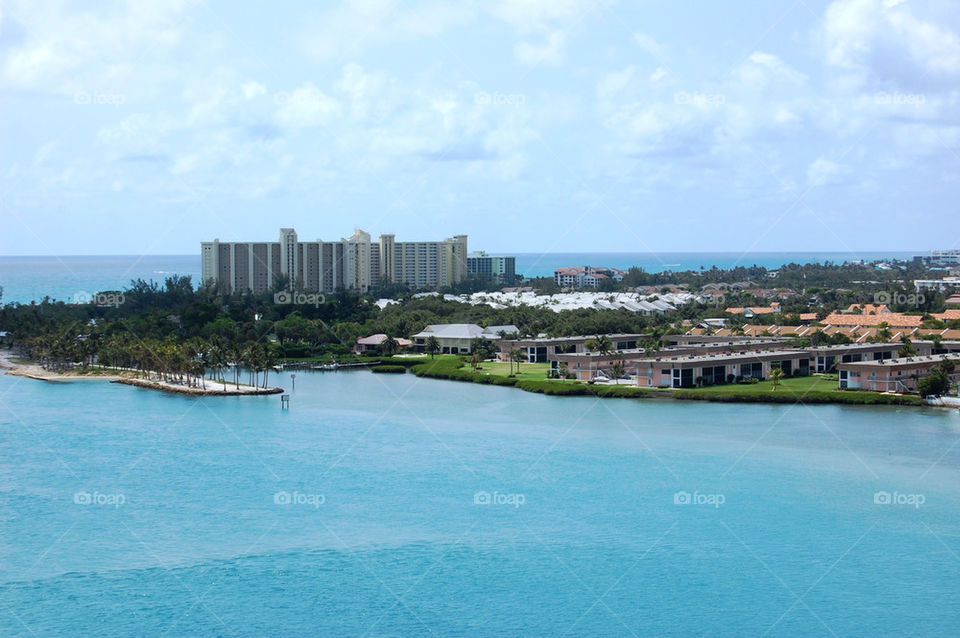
[0,251,923,305]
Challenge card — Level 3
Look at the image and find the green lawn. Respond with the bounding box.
[672,373,921,405]
[684,374,840,396]
[411,359,921,405]
[472,361,551,381]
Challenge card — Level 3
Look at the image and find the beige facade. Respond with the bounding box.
[201,228,467,294]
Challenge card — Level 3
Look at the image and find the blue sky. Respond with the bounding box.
[1,0,958,256]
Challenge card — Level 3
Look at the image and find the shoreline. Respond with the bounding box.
[410,359,926,407]
[113,378,284,396]
[0,350,283,396]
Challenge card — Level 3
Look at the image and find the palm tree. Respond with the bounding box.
[642,339,659,358]
[425,336,440,359]
[897,336,918,358]
[380,335,400,357]
[611,359,626,385]
[593,334,614,356]
[770,366,784,390]
[875,321,892,343]
[261,346,278,388]
[230,341,244,389]
[509,348,524,375]
[931,333,944,354]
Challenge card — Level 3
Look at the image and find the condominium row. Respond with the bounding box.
[201,228,468,294]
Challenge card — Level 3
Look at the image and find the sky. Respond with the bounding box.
[1,0,958,256]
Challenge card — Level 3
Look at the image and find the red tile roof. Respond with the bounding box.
[822,313,924,327]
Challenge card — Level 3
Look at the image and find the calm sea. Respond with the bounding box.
[0,251,919,304]
[1,370,958,635]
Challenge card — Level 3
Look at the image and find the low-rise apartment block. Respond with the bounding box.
[838,354,959,392]
[554,266,626,288]
[498,333,648,364]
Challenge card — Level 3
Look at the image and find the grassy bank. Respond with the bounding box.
[409,358,923,406]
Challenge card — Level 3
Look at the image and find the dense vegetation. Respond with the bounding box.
[0,256,955,391]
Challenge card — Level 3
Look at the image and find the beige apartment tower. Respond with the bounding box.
[201,228,467,294]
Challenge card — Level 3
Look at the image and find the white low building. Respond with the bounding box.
[410,324,519,354]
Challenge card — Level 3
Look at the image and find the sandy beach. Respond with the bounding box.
[0,350,283,395]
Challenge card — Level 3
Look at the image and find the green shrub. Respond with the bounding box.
[376,357,430,368]
[370,364,406,374]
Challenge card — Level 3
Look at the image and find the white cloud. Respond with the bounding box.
[515,31,567,66]
[806,156,848,186]
[274,84,342,129]
[633,32,664,59]
[300,0,475,61]
[735,52,808,89]
[0,0,191,94]
[597,66,635,98]
[241,81,267,100]
[33,140,59,167]
[821,0,960,89]
[491,0,612,33]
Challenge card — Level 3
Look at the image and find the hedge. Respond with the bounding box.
[370,364,407,374]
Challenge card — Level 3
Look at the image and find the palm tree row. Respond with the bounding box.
[22,332,279,389]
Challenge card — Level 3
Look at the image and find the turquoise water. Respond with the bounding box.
[1,369,959,636]
[0,252,919,304]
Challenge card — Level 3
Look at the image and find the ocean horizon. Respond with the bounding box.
[0,251,922,304]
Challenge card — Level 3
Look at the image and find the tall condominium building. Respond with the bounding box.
[201,228,467,294]
[466,251,517,284]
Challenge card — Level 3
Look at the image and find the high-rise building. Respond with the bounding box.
[201,228,467,294]
[466,251,517,284]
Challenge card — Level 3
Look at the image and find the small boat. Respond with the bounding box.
[313,363,339,371]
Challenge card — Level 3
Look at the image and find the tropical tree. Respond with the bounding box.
[425,336,440,359]
[875,321,892,343]
[509,348,525,375]
[770,366,784,390]
[470,338,496,360]
[897,336,918,358]
[380,335,400,357]
[611,359,627,385]
[917,359,955,397]
[930,333,944,353]
[584,334,613,356]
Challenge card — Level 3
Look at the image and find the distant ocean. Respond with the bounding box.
[0,251,920,304]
